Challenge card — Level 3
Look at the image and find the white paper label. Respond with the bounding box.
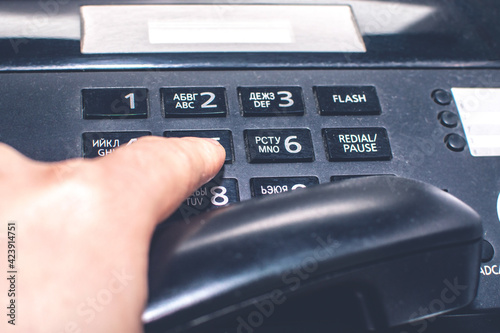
[81,5,366,54]
[451,88,500,157]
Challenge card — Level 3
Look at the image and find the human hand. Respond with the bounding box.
[0,137,225,333]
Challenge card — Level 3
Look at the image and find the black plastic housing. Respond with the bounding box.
[145,176,482,332]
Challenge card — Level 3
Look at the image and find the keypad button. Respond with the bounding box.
[167,178,239,224]
[244,129,315,163]
[315,86,381,115]
[438,111,459,128]
[481,239,495,262]
[250,177,319,197]
[161,87,227,117]
[82,131,151,158]
[481,240,494,263]
[432,89,452,105]
[239,87,304,116]
[82,88,148,119]
[445,133,466,152]
[164,130,234,163]
[323,128,392,161]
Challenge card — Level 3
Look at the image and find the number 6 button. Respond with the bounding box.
[244,129,314,163]
[239,87,304,116]
[161,87,227,117]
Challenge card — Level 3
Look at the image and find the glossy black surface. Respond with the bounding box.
[145,176,482,332]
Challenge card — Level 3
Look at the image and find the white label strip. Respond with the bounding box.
[148,20,294,45]
[451,88,500,157]
[80,5,366,54]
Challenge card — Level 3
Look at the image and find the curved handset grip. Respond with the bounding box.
[144,176,482,332]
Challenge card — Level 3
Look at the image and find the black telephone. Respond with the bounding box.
[0,1,499,332]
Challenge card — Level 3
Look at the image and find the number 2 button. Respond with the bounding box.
[161,87,227,117]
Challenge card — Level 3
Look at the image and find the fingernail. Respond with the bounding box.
[201,138,223,147]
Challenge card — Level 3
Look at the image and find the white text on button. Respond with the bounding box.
[332,94,367,103]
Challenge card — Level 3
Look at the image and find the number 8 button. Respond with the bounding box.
[244,129,314,163]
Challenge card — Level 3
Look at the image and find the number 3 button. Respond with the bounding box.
[239,87,304,116]
[161,87,227,117]
[244,129,315,163]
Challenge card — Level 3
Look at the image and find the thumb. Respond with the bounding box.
[86,136,225,227]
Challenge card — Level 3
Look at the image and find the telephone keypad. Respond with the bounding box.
[80,85,394,203]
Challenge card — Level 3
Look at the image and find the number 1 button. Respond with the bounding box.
[161,87,227,117]
[82,88,148,119]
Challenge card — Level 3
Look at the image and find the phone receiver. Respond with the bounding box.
[143,176,482,332]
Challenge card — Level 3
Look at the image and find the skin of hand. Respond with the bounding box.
[0,136,225,333]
